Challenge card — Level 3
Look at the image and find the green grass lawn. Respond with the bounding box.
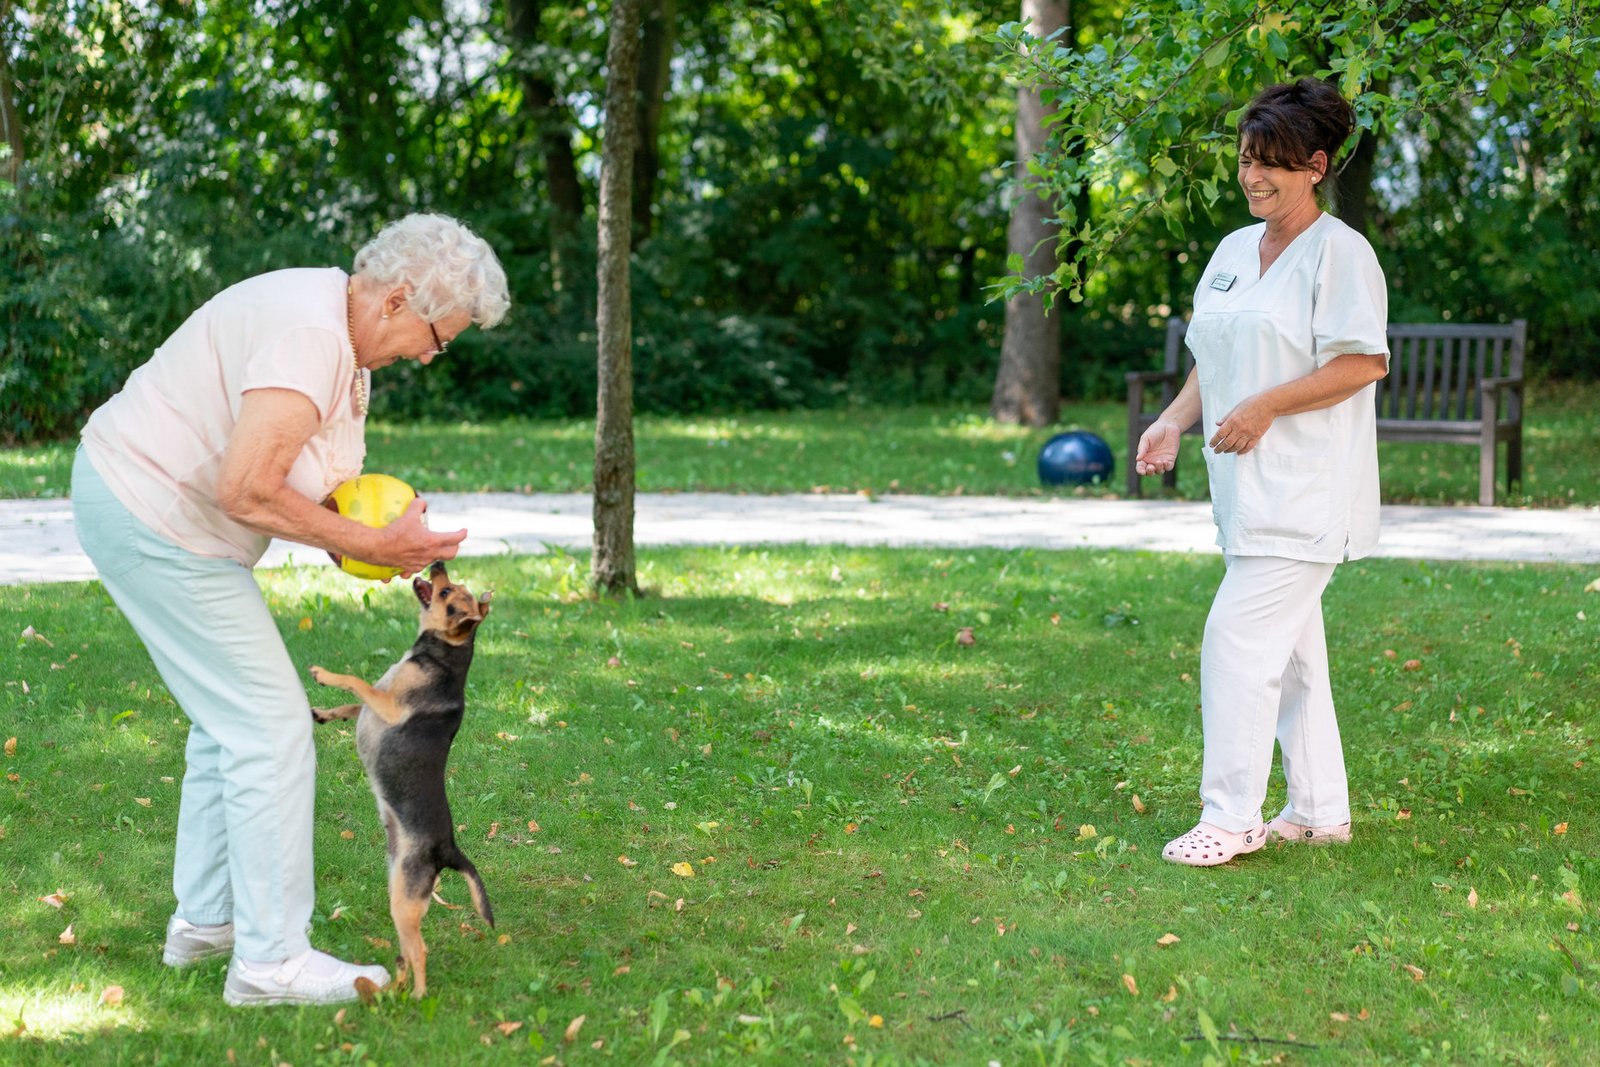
[5,380,1598,506]
[4,547,1596,1065]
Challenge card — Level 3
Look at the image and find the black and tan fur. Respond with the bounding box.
[309,561,493,998]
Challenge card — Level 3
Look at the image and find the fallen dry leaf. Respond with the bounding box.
[40,890,68,908]
[1121,974,1139,996]
[955,627,975,646]
[298,617,313,631]
[1554,822,1569,835]
[3,737,15,757]
[496,1021,523,1037]
[21,626,54,646]
[1156,933,1180,947]
[1131,794,1146,814]
[59,924,75,945]
[1403,659,1421,671]
[135,797,152,807]
[1160,985,1177,1002]
[340,830,355,840]
[618,855,638,868]
[1402,964,1425,982]
[868,1014,884,1028]
[100,986,124,1007]
[671,861,695,877]
[1467,887,1479,909]
[1330,1012,1350,1022]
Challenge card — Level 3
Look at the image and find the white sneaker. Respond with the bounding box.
[223,949,390,1007]
[162,916,235,967]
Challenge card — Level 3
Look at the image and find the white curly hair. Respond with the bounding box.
[352,213,510,327]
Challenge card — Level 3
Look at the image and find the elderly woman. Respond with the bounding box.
[71,214,509,1003]
[1134,80,1389,867]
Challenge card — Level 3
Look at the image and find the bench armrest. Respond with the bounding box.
[1479,376,1524,421]
[1125,370,1179,386]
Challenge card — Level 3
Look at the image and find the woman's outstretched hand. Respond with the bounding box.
[1135,420,1183,475]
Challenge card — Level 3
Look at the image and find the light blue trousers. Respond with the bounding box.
[72,449,314,961]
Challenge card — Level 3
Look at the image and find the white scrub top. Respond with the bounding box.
[1187,213,1389,562]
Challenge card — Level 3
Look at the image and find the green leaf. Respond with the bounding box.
[649,990,670,1044]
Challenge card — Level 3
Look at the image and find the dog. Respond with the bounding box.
[309,561,494,998]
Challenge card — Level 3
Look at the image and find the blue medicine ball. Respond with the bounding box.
[1037,430,1114,486]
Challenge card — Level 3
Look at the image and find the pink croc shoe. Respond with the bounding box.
[1266,815,1351,845]
[1162,822,1267,867]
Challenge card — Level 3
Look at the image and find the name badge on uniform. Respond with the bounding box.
[1209,272,1237,292]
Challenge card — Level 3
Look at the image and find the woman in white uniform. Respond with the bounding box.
[1134,79,1389,867]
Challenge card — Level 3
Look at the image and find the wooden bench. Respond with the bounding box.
[1125,317,1527,506]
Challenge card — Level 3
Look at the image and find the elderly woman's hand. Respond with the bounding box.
[369,498,467,577]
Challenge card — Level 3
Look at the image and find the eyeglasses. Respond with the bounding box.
[427,320,448,355]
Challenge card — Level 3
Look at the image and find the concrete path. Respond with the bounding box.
[3,493,1597,586]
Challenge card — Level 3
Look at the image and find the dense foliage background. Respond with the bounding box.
[2,0,1597,442]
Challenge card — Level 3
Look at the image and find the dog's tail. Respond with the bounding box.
[446,848,495,927]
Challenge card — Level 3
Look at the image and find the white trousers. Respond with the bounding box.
[1198,553,1349,833]
[73,450,316,960]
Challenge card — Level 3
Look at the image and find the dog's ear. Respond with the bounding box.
[477,590,493,621]
[413,575,434,608]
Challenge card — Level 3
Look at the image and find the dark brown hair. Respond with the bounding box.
[1237,78,1355,174]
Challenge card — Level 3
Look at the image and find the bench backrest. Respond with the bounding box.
[1377,322,1526,421]
[1159,317,1526,421]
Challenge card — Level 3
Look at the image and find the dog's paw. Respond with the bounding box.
[309,665,330,685]
[310,707,332,723]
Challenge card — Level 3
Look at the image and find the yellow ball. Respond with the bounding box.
[325,473,417,581]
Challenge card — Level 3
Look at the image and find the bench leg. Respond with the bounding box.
[1479,427,1497,506]
[1507,431,1523,491]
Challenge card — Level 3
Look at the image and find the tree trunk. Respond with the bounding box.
[990,0,1070,427]
[631,0,675,245]
[0,1,23,191]
[507,0,586,292]
[1335,128,1379,238]
[592,0,644,597]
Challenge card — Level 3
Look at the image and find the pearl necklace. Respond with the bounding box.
[346,282,368,416]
